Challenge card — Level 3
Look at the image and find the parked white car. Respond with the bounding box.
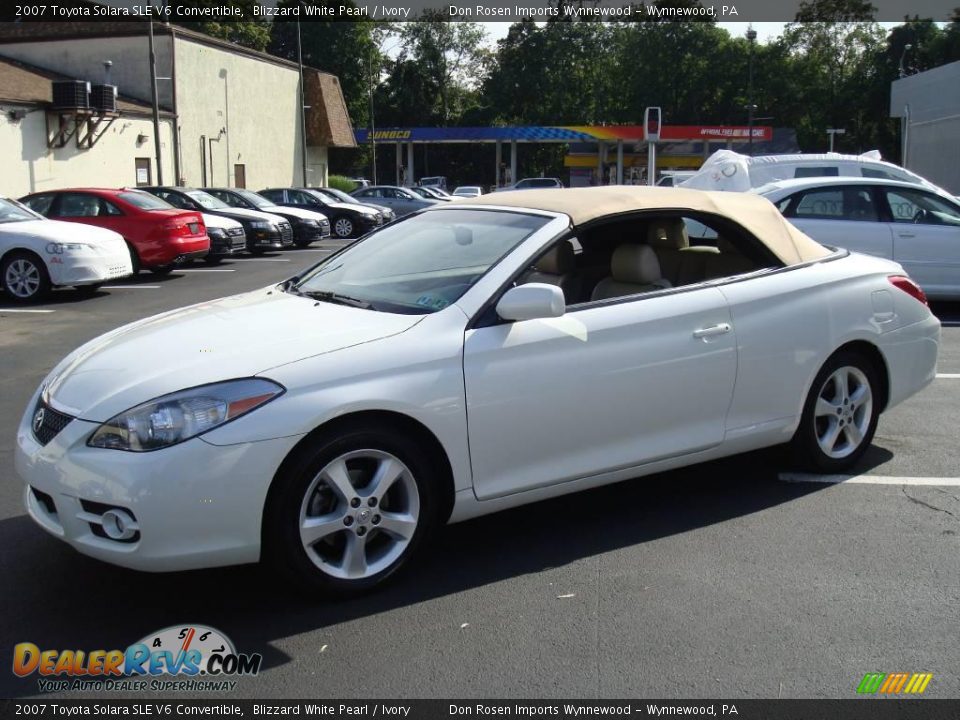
[1,196,132,303]
[759,177,960,300]
[451,186,483,198]
[16,187,939,593]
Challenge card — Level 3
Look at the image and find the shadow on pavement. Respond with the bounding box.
[0,450,829,697]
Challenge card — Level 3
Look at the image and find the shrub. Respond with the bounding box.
[327,175,357,193]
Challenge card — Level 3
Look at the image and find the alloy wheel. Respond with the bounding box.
[298,449,420,580]
[814,365,873,459]
[5,258,42,299]
[334,218,354,238]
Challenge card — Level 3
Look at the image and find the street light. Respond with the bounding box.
[746,26,758,157]
[898,43,913,78]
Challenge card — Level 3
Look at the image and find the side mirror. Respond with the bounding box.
[496,283,565,322]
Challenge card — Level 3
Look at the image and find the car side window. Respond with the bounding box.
[21,194,55,215]
[885,188,960,226]
[58,193,102,217]
[260,190,283,203]
[862,168,900,180]
[790,187,878,222]
[794,166,839,178]
[100,200,124,216]
[289,190,316,205]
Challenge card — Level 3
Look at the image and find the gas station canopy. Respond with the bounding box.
[355,124,773,144]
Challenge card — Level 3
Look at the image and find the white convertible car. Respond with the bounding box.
[15,187,939,593]
[1,196,132,302]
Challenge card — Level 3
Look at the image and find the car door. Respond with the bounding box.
[48,193,125,234]
[287,189,325,213]
[879,186,960,297]
[781,185,893,258]
[463,286,737,501]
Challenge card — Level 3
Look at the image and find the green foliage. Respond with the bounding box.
[327,175,358,192]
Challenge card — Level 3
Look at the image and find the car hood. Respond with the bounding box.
[43,289,423,422]
[333,202,378,216]
[201,213,243,231]
[3,219,125,247]
[212,207,287,224]
[263,206,328,222]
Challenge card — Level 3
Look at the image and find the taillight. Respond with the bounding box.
[888,275,927,306]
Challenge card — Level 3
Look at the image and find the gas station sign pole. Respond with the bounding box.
[644,107,661,186]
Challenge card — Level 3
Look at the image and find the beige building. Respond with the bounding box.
[0,22,355,197]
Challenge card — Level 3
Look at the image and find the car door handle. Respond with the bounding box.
[897,232,916,238]
[693,323,732,338]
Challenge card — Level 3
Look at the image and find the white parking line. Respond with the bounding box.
[176,268,235,273]
[230,258,291,262]
[779,473,960,486]
[936,373,960,379]
[102,285,161,290]
[0,308,55,313]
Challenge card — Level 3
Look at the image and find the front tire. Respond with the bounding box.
[204,255,223,265]
[2,251,51,303]
[790,351,880,473]
[264,423,441,595]
[332,216,354,239]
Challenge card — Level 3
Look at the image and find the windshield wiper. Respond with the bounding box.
[304,290,374,309]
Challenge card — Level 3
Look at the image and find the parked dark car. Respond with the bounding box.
[19,188,209,274]
[205,188,331,248]
[311,187,396,224]
[259,188,382,239]
[141,187,294,254]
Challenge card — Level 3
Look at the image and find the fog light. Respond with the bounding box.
[101,509,137,541]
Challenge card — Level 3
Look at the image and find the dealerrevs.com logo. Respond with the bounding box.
[13,624,262,693]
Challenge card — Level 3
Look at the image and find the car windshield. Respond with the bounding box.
[292,209,549,314]
[119,191,174,210]
[323,188,356,203]
[0,198,43,223]
[184,190,230,210]
[234,190,274,209]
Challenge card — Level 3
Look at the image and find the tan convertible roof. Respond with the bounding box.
[456,186,830,266]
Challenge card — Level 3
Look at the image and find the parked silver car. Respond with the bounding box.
[351,185,440,217]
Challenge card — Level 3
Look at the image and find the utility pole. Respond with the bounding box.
[148,16,163,184]
[746,26,757,157]
[826,128,846,153]
[369,52,377,185]
[296,20,309,187]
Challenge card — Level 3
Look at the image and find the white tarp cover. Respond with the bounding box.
[679,150,891,192]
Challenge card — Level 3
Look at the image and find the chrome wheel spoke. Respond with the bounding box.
[341,531,368,578]
[376,511,417,541]
[366,456,404,500]
[300,512,347,546]
[850,383,871,410]
[820,418,842,453]
[815,397,839,418]
[321,459,355,503]
[844,422,863,447]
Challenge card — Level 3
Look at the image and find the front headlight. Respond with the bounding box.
[299,219,320,227]
[207,227,226,239]
[46,242,92,254]
[87,378,284,452]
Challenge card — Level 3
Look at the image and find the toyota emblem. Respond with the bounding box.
[32,408,45,434]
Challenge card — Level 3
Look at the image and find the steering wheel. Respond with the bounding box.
[912,209,928,224]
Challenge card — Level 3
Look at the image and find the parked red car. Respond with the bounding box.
[19,188,210,274]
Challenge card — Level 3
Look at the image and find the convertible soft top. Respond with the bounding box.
[456,186,831,266]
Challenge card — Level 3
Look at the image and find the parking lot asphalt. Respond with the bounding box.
[1,251,958,700]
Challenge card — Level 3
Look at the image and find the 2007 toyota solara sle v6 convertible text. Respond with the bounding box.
[16,187,940,593]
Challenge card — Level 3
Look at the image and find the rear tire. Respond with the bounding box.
[263,422,441,596]
[74,283,102,298]
[2,251,51,303]
[204,255,223,265]
[126,242,141,275]
[150,264,175,276]
[789,351,880,473]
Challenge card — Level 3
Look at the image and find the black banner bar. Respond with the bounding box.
[2,700,960,720]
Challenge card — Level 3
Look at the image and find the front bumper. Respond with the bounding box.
[15,394,302,572]
[47,247,132,287]
[208,230,248,257]
[292,221,331,245]
[247,223,295,250]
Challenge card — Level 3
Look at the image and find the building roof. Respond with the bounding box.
[455,186,831,266]
[305,70,356,149]
[0,54,166,116]
[0,21,304,73]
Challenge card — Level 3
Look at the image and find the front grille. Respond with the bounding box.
[31,487,57,516]
[227,227,245,237]
[278,222,293,245]
[32,399,74,446]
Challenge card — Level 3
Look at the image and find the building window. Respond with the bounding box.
[234,164,246,189]
[135,158,152,187]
